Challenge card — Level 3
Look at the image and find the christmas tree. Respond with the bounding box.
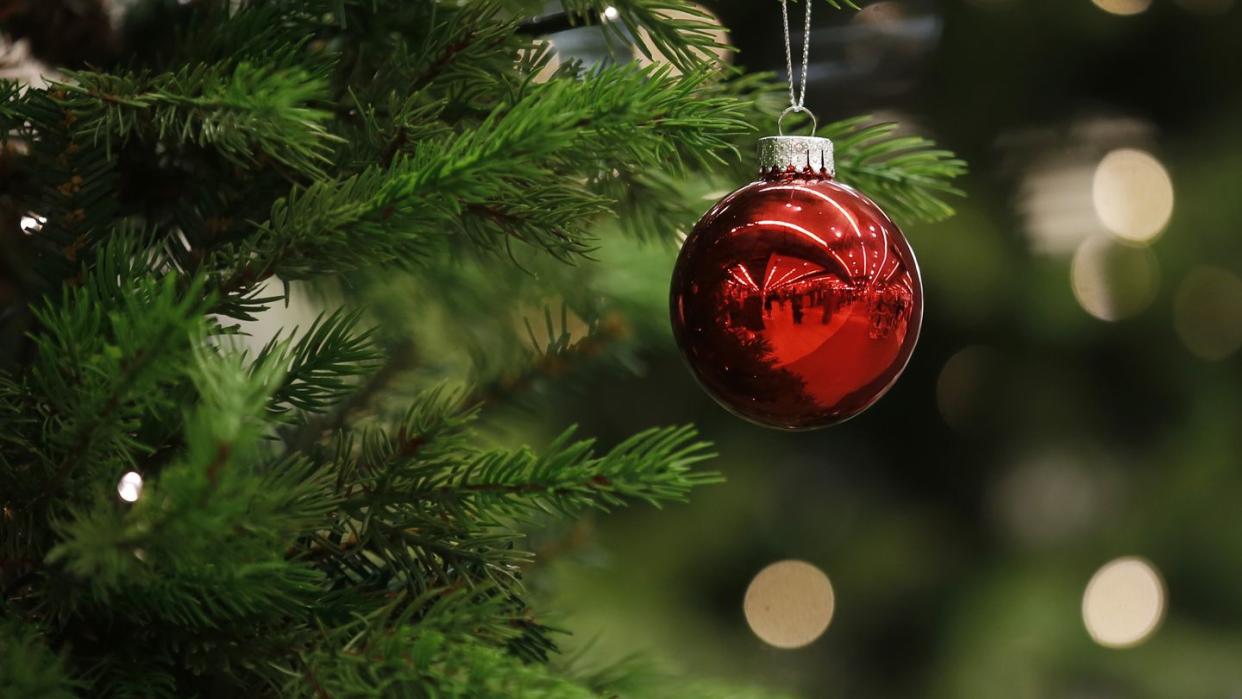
[0,1,962,695]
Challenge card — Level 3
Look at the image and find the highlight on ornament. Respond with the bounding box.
[743,559,835,649]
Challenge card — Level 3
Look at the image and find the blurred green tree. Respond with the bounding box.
[0,1,961,696]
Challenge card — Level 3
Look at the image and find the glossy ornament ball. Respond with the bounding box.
[670,137,922,430]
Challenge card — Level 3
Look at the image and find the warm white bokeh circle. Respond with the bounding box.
[1071,235,1159,321]
[1092,0,1153,15]
[1082,556,1166,648]
[1174,266,1242,361]
[1092,149,1174,243]
[743,560,835,649]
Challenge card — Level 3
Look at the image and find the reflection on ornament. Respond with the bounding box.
[670,137,921,430]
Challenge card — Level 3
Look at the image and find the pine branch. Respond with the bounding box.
[45,351,334,636]
[446,424,720,516]
[0,621,80,699]
[236,63,749,280]
[0,1,965,695]
[253,308,384,417]
[22,245,211,511]
[285,589,588,698]
[345,422,720,521]
[823,115,968,224]
[561,0,731,73]
[546,0,856,74]
[59,62,340,178]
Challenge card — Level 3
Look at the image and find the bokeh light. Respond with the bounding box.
[1092,0,1153,15]
[1071,235,1159,321]
[1175,0,1235,14]
[1174,266,1242,361]
[991,454,1114,546]
[1092,149,1174,244]
[1082,556,1166,648]
[743,560,834,649]
[936,345,1000,432]
[117,471,144,503]
[1019,157,1105,255]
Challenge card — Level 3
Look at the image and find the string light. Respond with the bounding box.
[20,213,45,235]
[117,471,144,502]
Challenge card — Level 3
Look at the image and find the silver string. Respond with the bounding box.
[778,0,814,134]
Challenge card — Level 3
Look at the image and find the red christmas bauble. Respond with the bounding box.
[670,136,922,430]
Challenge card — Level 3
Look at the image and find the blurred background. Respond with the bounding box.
[508,1,1242,697]
[9,0,1241,695]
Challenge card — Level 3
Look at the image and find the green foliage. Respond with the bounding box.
[286,592,596,698]
[61,62,340,177]
[0,621,80,699]
[254,308,384,416]
[823,116,968,223]
[0,0,963,695]
[240,62,751,280]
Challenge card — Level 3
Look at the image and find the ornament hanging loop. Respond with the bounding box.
[777,105,817,137]
[779,0,814,135]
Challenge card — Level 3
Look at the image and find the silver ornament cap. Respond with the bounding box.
[757,136,835,175]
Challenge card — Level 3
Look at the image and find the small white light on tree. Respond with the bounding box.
[602,6,620,21]
[117,471,144,502]
[743,559,834,649]
[20,213,45,235]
